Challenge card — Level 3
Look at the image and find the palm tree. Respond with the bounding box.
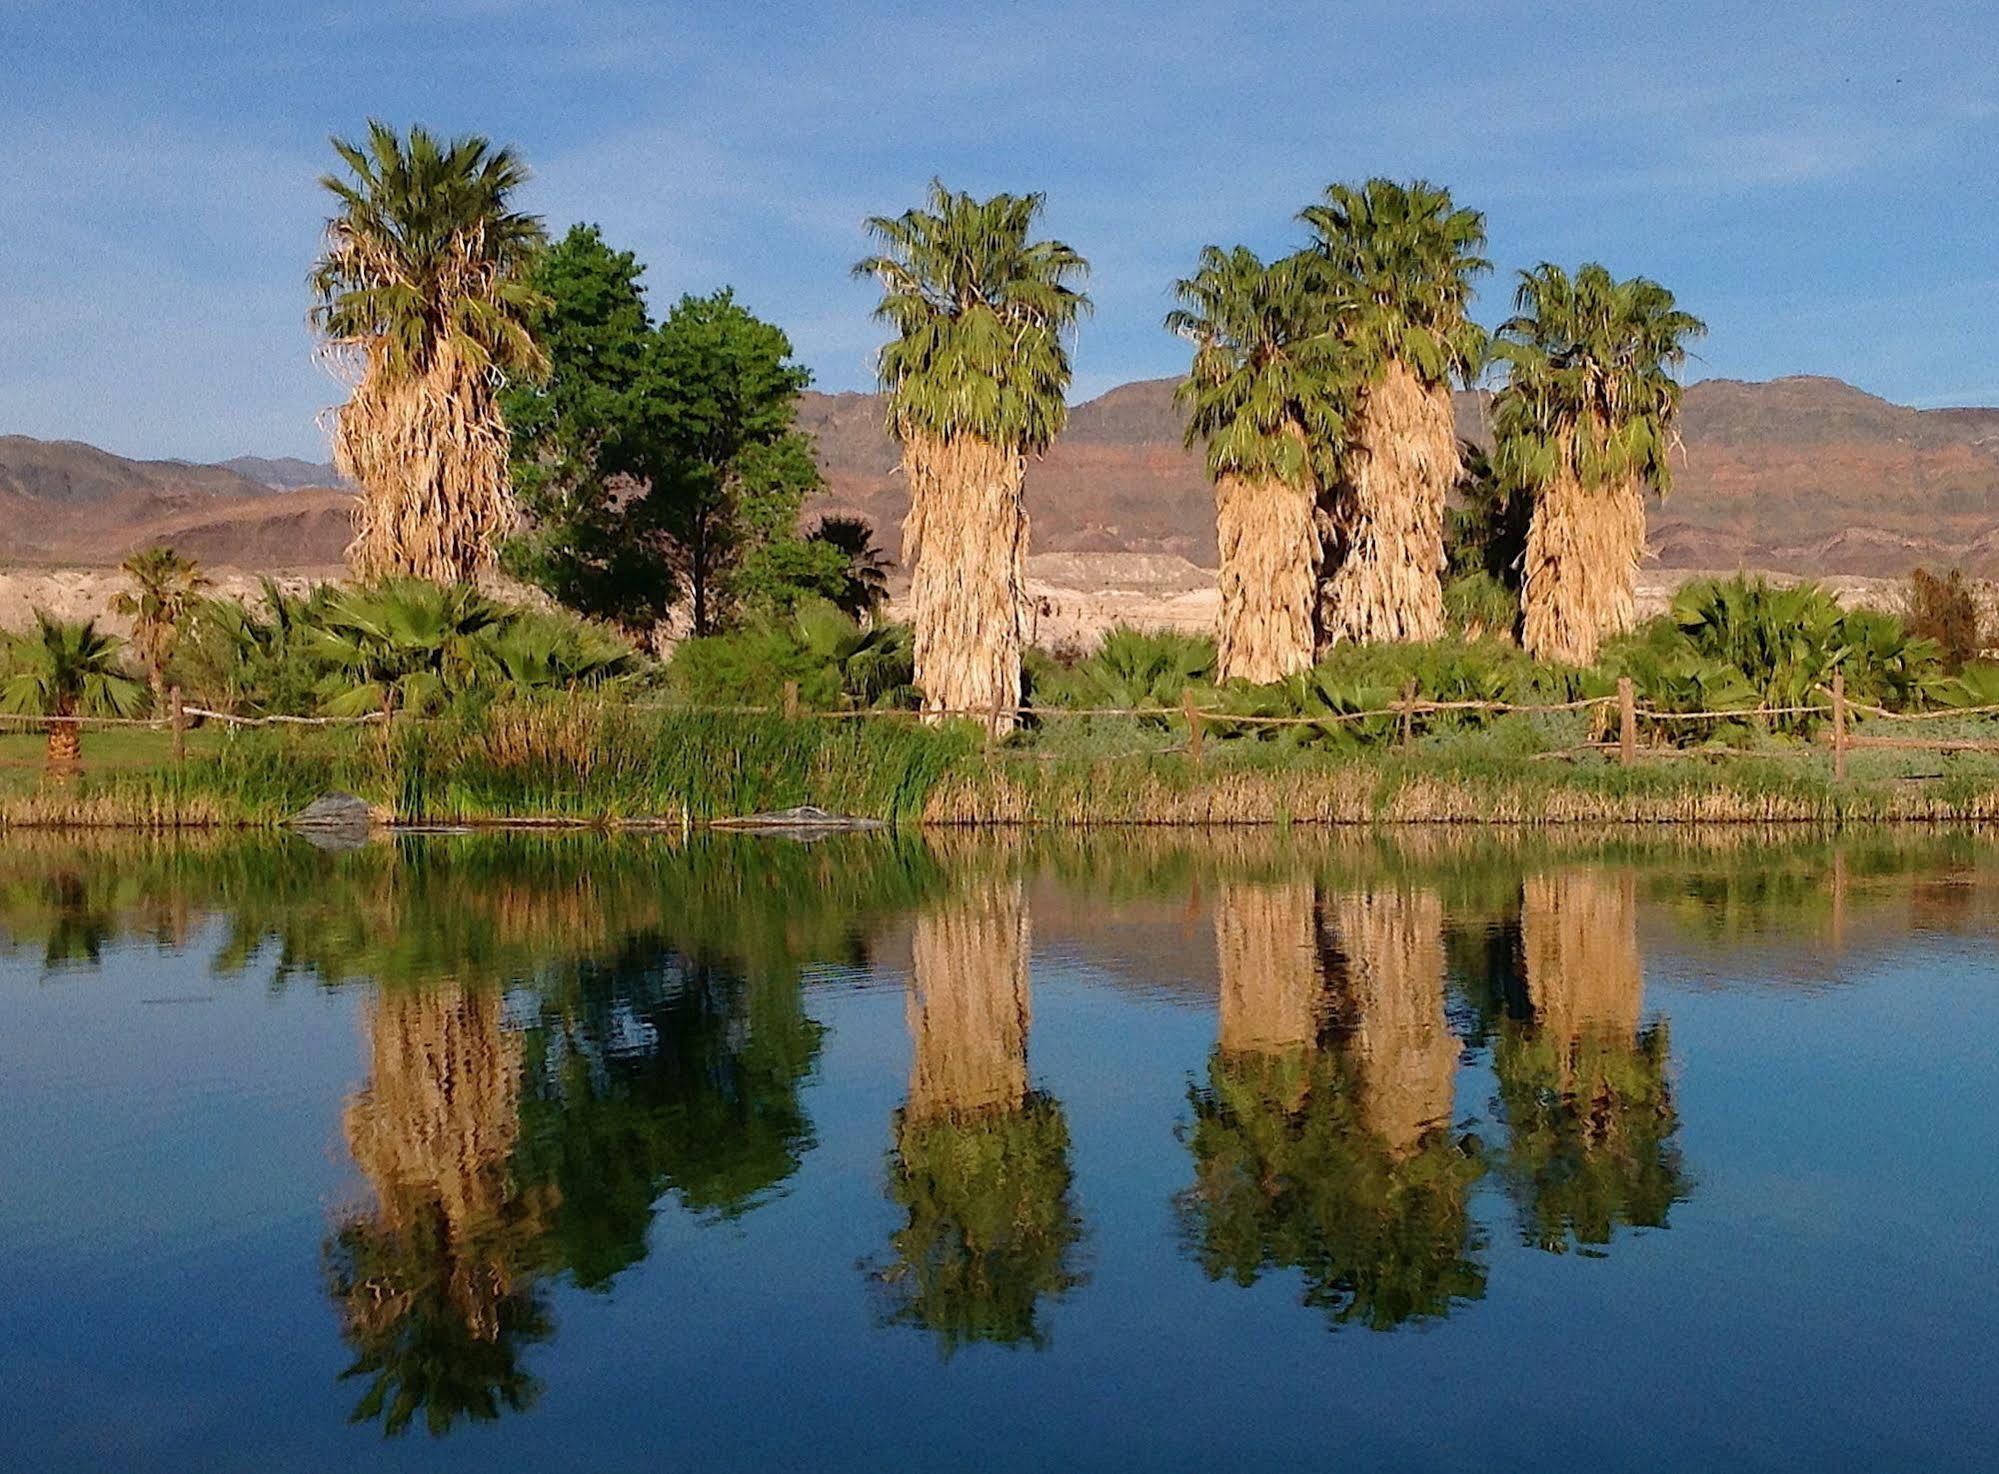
[0,613,146,772]
[311,579,505,716]
[311,121,549,584]
[109,545,210,711]
[854,182,1089,731]
[1301,180,1488,647]
[1492,264,1705,665]
[806,515,893,618]
[1168,246,1348,682]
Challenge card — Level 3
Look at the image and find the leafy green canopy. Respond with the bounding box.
[504,226,845,632]
[309,120,548,384]
[1166,245,1349,486]
[1491,262,1706,497]
[1300,178,1488,390]
[855,181,1090,452]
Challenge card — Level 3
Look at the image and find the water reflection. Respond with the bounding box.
[1180,879,1485,1329]
[872,870,1086,1353]
[1495,869,1687,1254]
[329,984,555,1436]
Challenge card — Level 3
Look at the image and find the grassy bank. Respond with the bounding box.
[14,701,1999,829]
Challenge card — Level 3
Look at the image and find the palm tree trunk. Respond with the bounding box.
[45,718,81,774]
[1214,469,1320,683]
[906,874,1030,1120]
[1325,886,1455,1155]
[902,432,1027,732]
[338,346,517,585]
[1521,471,1644,665]
[1214,879,1323,1056]
[1318,363,1455,647]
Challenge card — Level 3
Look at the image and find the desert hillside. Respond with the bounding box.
[7,375,1999,580]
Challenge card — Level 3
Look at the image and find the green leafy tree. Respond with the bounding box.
[1301,179,1488,647]
[109,546,210,709]
[855,182,1090,730]
[1168,245,1349,682]
[501,225,678,628]
[0,612,146,772]
[310,121,549,583]
[649,290,822,634]
[1492,262,1705,665]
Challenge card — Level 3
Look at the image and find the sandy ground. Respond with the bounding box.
[0,553,1918,649]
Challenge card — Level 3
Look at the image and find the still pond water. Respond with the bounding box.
[0,828,1994,1471]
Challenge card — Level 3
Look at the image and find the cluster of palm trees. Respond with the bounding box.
[311,128,1700,716]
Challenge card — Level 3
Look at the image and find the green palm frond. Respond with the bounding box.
[1490,262,1706,499]
[854,180,1090,453]
[1300,178,1489,391]
[1167,245,1353,485]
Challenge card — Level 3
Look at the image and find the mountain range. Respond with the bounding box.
[7,375,1999,578]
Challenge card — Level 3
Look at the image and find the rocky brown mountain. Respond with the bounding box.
[7,375,1999,576]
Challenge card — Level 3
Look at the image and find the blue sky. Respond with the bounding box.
[1,0,1992,462]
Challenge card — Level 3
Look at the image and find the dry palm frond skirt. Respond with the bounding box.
[1214,471,1320,684]
[901,433,1030,731]
[1522,471,1645,666]
[1319,363,1457,647]
[906,875,1031,1120]
[1324,887,1456,1155]
[1214,879,1324,1057]
[331,345,518,585]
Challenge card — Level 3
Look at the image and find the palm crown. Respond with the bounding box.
[310,120,549,385]
[1167,246,1350,488]
[1300,178,1489,389]
[854,181,1090,453]
[110,546,209,682]
[1491,263,1706,496]
[0,612,145,720]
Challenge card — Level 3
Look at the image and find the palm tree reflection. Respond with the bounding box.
[1495,868,1688,1253]
[1180,879,1485,1330]
[873,874,1085,1353]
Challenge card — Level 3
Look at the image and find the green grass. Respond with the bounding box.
[12,700,1999,829]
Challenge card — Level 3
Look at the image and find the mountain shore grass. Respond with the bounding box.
[10,704,1999,830]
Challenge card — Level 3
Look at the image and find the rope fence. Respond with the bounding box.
[10,671,1999,773]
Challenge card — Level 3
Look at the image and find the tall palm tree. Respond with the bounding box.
[109,545,209,711]
[854,182,1089,731]
[311,121,549,584]
[1167,246,1348,683]
[1493,264,1705,664]
[1301,180,1488,647]
[0,612,146,772]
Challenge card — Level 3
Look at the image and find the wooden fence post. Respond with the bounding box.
[781,679,800,720]
[1183,687,1204,762]
[1831,670,1848,781]
[1399,680,1416,750]
[1618,676,1636,766]
[169,684,186,763]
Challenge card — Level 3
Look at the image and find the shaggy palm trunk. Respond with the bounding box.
[1521,868,1643,1065]
[1319,362,1455,647]
[45,717,81,774]
[1326,887,1456,1155]
[1214,880,1323,1056]
[336,342,518,585]
[342,983,527,1339]
[906,875,1030,1120]
[1521,470,1645,666]
[902,433,1029,732]
[1214,466,1321,683]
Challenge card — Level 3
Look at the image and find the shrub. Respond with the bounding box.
[1443,571,1519,641]
[1905,567,1983,672]
[1030,628,1214,723]
[668,599,915,710]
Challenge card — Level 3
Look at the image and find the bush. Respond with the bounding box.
[668,599,914,710]
[1444,571,1519,641]
[1030,628,1214,724]
[1906,567,1983,672]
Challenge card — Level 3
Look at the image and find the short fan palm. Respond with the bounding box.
[0,612,146,773]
